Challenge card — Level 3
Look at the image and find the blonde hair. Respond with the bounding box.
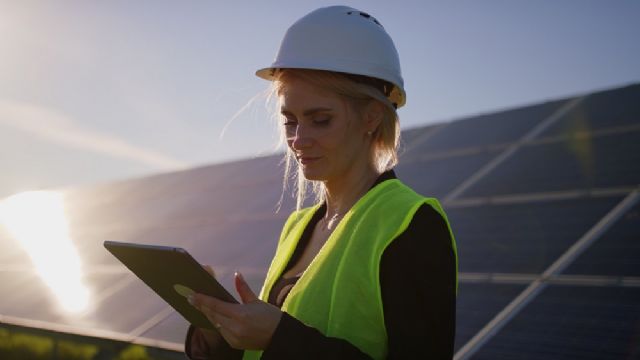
[271,69,401,211]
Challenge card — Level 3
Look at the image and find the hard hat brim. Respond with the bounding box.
[255,66,406,108]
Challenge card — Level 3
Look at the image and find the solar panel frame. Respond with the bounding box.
[563,201,640,277]
[454,283,529,352]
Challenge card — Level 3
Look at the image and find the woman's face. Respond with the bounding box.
[279,77,371,183]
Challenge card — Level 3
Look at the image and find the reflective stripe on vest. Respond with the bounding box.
[243,179,457,359]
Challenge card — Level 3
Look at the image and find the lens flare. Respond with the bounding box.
[0,191,90,313]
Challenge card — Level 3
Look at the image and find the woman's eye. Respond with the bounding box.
[283,119,297,126]
[312,116,331,125]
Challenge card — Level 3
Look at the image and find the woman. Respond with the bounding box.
[185,6,457,359]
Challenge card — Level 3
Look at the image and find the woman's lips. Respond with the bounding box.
[298,156,321,165]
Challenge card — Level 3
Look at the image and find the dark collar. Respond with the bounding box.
[373,169,397,188]
[316,168,397,215]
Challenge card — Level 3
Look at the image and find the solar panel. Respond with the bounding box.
[563,201,640,277]
[0,271,54,320]
[461,130,640,197]
[399,124,440,152]
[188,215,285,270]
[66,179,280,235]
[138,311,189,345]
[540,84,640,137]
[448,196,622,273]
[63,155,284,227]
[404,99,568,155]
[1,82,639,358]
[0,232,30,265]
[454,283,528,352]
[473,285,640,360]
[396,150,500,199]
[82,277,169,334]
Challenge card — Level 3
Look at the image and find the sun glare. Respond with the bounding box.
[0,191,90,313]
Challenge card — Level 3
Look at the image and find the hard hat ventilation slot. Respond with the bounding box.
[346,11,383,28]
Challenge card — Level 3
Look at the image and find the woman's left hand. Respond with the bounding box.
[188,272,283,350]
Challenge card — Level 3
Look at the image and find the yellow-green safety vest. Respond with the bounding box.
[243,179,457,359]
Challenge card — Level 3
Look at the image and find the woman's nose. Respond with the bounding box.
[288,126,313,149]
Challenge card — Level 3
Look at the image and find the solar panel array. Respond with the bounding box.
[1,83,638,359]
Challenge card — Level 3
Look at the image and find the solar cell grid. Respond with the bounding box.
[0,271,62,322]
[461,130,640,197]
[218,155,283,183]
[563,201,640,277]
[396,150,499,199]
[191,215,284,270]
[89,280,169,334]
[405,99,567,155]
[66,183,284,252]
[62,155,282,224]
[138,311,188,345]
[454,283,528,352]
[399,125,438,150]
[0,238,30,265]
[80,272,131,298]
[540,84,640,137]
[473,285,640,360]
[74,233,152,267]
[245,185,297,215]
[448,196,623,273]
[151,178,282,220]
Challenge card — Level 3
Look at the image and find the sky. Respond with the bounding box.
[1,0,639,198]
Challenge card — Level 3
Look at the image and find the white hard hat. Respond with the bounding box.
[256,6,406,108]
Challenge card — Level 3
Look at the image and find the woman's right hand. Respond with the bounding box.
[189,272,282,351]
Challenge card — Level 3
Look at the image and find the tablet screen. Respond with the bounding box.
[104,240,238,330]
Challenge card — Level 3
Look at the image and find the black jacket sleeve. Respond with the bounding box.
[184,325,242,360]
[380,204,456,359]
[261,204,457,359]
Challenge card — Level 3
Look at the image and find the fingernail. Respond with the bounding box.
[187,295,194,306]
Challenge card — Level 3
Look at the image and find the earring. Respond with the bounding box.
[367,131,373,136]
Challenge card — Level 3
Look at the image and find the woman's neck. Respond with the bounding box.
[323,165,380,225]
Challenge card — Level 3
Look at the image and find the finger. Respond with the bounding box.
[204,309,234,333]
[216,325,239,348]
[202,306,237,343]
[234,271,258,304]
[202,264,216,278]
[189,293,242,318]
[203,311,241,348]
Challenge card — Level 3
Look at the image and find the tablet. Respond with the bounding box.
[104,240,238,330]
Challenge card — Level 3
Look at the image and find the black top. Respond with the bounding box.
[185,170,456,359]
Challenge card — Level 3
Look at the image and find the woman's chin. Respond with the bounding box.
[301,173,324,182]
[299,167,326,182]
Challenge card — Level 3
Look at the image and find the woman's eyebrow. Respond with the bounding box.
[280,107,333,117]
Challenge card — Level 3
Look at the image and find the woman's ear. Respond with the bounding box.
[364,100,384,134]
